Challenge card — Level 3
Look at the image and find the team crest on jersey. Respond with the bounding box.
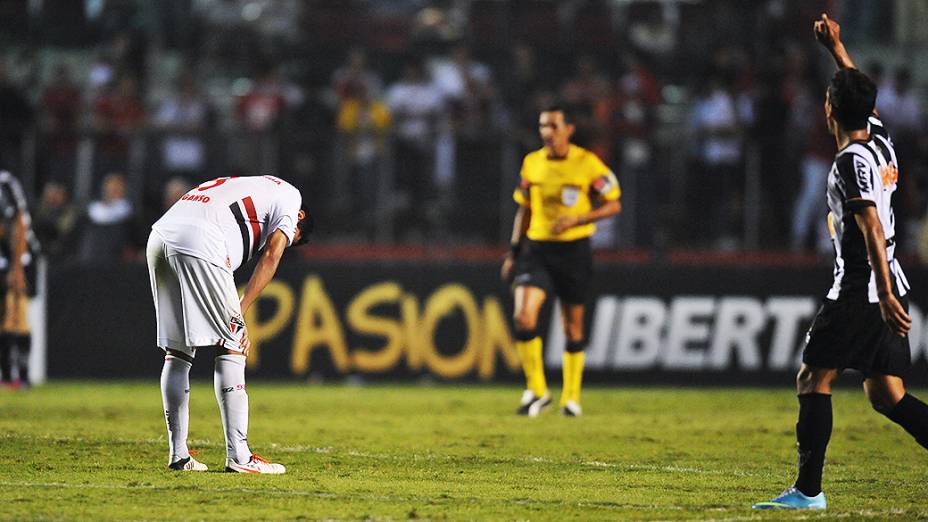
[561,185,581,206]
[229,314,245,336]
[854,157,871,192]
[881,163,899,187]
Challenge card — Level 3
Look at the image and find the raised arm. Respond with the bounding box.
[814,14,857,71]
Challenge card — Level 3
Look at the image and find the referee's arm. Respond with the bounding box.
[551,199,621,235]
[501,203,531,283]
[853,205,911,336]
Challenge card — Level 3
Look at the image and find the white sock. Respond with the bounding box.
[214,354,251,463]
[160,355,192,462]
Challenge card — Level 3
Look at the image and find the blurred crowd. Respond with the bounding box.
[1,0,927,264]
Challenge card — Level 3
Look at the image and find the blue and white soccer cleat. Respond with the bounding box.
[752,487,826,510]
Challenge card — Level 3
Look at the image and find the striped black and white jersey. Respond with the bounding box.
[152,176,302,273]
[0,170,38,272]
[826,115,908,302]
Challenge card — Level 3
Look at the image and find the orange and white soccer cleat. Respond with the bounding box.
[225,453,286,474]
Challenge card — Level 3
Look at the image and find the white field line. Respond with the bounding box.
[583,460,757,477]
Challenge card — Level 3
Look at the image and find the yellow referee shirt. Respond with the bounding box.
[513,144,621,242]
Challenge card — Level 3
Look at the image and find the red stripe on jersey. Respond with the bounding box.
[242,196,262,255]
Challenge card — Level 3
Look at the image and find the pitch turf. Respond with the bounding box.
[1,383,926,521]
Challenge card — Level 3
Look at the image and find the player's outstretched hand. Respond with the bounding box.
[879,293,912,337]
[814,13,841,50]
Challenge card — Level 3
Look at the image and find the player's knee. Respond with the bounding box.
[796,366,832,394]
[864,382,903,415]
[866,391,896,415]
[565,340,585,353]
[513,312,537,333]
[795,366,814,390]
[166,349,194,364]
[565,326,584,343]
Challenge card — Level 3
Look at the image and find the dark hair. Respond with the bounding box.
[294,199,313,246]
[827,69,877,131]
[542,104,572,124]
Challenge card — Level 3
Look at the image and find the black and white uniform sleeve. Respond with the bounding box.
[834,149,878,212]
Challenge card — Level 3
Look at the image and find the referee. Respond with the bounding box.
[502,105,621,417]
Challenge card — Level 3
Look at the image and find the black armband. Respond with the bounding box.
[846,198,876,213]
[510,241,523,256]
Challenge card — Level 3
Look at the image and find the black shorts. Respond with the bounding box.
[513,238,592,305]
[802,296,912,377]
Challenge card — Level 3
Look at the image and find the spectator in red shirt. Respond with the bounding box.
[236,66,303,132]
[93,75,146,177]
[39,64,82,182]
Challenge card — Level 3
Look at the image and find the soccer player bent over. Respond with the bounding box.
[754,15,928,509]
[501,106,621,417]
[147,175,311,473]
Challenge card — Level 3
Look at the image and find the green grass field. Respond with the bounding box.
[1,382,926,521]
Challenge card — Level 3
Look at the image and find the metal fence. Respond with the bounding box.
[15,118,776,251]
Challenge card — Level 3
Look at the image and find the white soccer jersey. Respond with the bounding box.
[826,116,908,302]
[152,176,301,272]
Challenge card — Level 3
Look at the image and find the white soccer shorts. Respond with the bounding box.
[147,232,246,357]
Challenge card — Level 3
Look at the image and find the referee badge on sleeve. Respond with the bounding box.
[561,185,580,206]
[592,171,618,195]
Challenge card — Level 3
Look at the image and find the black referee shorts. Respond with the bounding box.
[513,238,592,305]
[802,296,912,377]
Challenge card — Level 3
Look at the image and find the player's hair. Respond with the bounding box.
[827,68,877,131]
[294,199,313,246]
[542,104,572,124]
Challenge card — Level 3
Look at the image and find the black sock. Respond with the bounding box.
[794,393,832,497]
[0,335,11,382]
[15,334,29,384]
[886,393,928,450]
